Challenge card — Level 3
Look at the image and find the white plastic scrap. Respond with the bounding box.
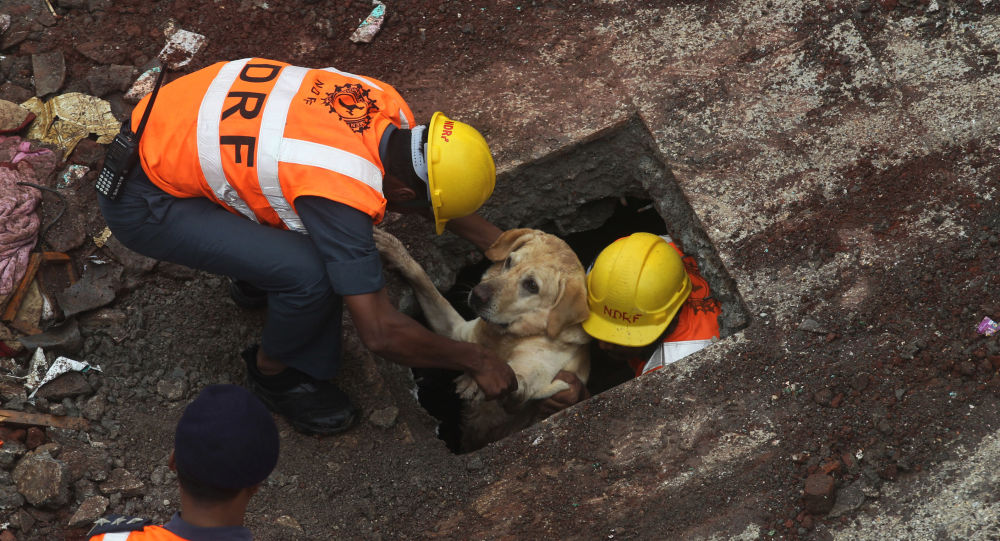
[27,353,102,399]
[25,348,49,390]
[158,29,206,69]
[124,67,162,104]
[350,1,386,43]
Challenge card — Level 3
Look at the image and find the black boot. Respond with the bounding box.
[242,345,356,435]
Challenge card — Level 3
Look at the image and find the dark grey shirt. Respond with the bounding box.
[296,195,385,296]
[164,512,253,541]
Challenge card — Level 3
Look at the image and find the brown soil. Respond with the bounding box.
[2,0,1000,540]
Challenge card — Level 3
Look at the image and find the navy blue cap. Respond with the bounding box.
[174,384,279,490]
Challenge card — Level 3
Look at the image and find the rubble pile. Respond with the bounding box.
[0,3,208,538]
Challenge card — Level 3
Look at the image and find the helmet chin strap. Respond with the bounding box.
[410,125,429,187]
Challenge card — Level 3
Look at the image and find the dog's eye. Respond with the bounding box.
[504,257,513,269]
[522,277,539,295]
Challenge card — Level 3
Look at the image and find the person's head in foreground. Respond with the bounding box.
[170,384,280,526]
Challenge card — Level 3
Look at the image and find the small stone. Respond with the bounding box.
[25,427,46,450]
[12,449,70,508]
[0,484,25,511]
[803,473,836,514]
[0,82,33,104]
[67,494,109,528]
[82,394,108,421]
[369,406,399,428]
[99,468,145,498]
[275,515,303,531]
[0,99,34,133]
[465,457,484,471]
[56,264,121,318]
[31,51,66,96]
[18,319,83,355]
[797,318,826,333]
[35,372,93,401]
[0,440,27,470]
[828,480,866,518]
[155,378,188,402]
[812,388,833,407]
[84,64,136,97]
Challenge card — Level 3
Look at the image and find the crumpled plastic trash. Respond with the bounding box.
[350,1,386,43]
[21,93,120,160]
[58,164,90,189]
[978,316,998,337]
[27,350,102,399]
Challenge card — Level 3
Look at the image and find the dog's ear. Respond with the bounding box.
[485,229,537,262]
[546,275,590,339]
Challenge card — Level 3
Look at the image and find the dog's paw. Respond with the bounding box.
[454,374,484,401]
[373,228,420,273]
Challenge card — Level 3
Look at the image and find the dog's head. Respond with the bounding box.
[469,229,590,340]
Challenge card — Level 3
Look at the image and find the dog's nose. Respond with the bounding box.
[469,283,492,310]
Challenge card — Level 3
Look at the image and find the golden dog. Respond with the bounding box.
[374,228,591,451]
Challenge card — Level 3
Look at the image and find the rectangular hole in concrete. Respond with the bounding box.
[417,115,751,451]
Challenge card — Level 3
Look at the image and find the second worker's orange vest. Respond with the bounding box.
[132,58,416,232]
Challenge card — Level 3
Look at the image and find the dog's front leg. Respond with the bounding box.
[374,229,469,339]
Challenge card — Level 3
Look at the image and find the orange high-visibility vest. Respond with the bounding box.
[131,58,416,232]
[89,524,187,540]
[630,240,721,377]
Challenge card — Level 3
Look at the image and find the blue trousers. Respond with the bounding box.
[98,167,343,379]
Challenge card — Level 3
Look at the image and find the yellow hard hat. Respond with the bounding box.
[582,233,692,346]
[425,112,496,235]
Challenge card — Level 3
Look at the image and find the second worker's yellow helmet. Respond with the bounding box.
[582,233,692,346]
[425,112,496,234]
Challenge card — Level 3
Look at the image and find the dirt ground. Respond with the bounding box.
[2,0,1000,539]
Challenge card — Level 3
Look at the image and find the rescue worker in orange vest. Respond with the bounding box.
[97,58,516,436]
[87,384,279,540]
[540,233,721,412]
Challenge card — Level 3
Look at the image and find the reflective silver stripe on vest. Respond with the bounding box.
[199,61,384,232]
[279,138,383,200]
[101,532,132,541]
[197,58,259,223]
[398,108,410,129]
[257,65,308,232]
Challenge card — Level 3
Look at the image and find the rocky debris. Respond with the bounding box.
[77,308,129,344]
[34,371,92,401]
[0,439,27,470]
[828,479,867,518]
[275,515,303,531]
[104,236,158,273]
[31,51,65,97]
[0,100,34,134]
[67,494,109,528]
[0,481,25,511]
[369,406,399,428]
[0,83,33,105]
[80,394,107,421]
[12,445,70,509]
[56,264,120,317]
[803,473,836,514]
[155,378,187,402]
[84,64,136,99]
[18,319,83,355]
[99,468,144,498]
[24,426,46,450]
